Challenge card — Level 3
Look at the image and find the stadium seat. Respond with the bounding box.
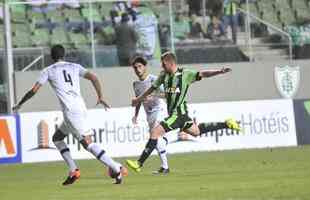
[257,0,274,13]
[11,23,30,35]
[68,31,90,48]
[46,9,65,23]
[51,27,70,46]
[63,8,83,22]
[290,0,307,9]
[98,2,113,17]
[276,2,296,26]
[295,8,310,19]
[10,4,27,23]
[27,10,46,28]
[31,28,50,47]
[81,6,102,22]
[12,31,32,48]
[0,25,4,48]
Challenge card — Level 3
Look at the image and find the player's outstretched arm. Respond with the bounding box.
[199,67,231,78]
[13,82,41,112]
[132,102,142,124]
[84,71,110,110]
[132,86,156,107]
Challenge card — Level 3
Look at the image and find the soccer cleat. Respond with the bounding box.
[152,167,170,175]
[126,160,141,172]
[62,169,80,186]
[114,166,128,184]
[225,118,241,132]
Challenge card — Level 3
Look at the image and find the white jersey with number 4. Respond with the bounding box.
[37,61,88,114]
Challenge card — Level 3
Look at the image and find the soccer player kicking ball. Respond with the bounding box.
[13,45,127,185]
[126,51,241,172]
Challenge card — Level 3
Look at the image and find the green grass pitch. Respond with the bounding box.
[1,146,310,200]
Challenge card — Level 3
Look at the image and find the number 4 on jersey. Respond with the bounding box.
[63,70,73,86]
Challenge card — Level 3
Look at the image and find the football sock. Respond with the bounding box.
[156,137,169,169]
[54,141,77,172]
[164,131,179,144]
[138,138,158,166]
[87,143,121,173]
[198,122,228,135]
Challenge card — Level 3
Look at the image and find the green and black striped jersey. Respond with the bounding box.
[152,68,201,115]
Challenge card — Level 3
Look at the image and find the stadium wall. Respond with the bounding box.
[14,60,310,112]
[0,99,298,164]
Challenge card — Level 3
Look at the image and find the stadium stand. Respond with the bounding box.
[1,0,310,67]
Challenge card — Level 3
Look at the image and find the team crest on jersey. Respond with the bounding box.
[166,87,180,94]
[274,65,300,98]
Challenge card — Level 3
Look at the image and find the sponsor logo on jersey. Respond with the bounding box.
[165,87,180,94]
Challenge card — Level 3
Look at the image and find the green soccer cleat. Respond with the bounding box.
[225,118,242,132]
[126,160,141,172]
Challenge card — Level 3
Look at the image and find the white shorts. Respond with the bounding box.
[147,107,167,130]
[59,111,91,141]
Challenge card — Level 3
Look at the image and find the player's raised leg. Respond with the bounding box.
[185,118,241,137]
[126,124,165,172]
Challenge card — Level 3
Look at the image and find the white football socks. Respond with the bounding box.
[87,143,121,173]
[54,140,78,172]
[156,137,169,169]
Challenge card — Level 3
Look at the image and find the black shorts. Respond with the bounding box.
[160,113,194,132]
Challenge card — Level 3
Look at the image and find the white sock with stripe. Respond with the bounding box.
[87,143,121,173]
[156,137,169,169]
[54,140,78,172]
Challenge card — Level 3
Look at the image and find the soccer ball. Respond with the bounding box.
[107,166,128,178]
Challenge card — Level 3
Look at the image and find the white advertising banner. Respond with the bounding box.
[19,99,297,163]
[20,107,150,163]
[167,99,297,153]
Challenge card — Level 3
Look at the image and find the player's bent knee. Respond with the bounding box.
[52,130,66,142]
[150,125,165,139]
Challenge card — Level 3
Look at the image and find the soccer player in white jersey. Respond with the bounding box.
[13,45,127,185]
[131,56,170,174]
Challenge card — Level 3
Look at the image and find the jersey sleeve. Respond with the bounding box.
[185,69,201,84]
[152,71,165,89]
[36,68,49,85]
[78,65,88,77]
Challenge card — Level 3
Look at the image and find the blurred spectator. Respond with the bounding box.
[150,0,170,52]
[206,16,226,42]
[187,0,202,16]
[223,0,238,44]
[114,13,139,66]
[189,14,206,39]
[110,1,137,25]
[206,0,223,17]
[134,5,160,61]
[95,26,115,45]
[173,11,190,41]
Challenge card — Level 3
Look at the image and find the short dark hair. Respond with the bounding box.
[131,56,147,66]
[161,51,176,62]
[51,44,65,61]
